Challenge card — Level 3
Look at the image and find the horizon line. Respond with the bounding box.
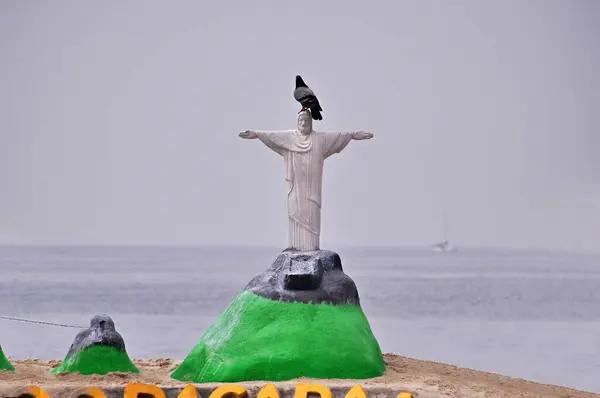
[0,243,597,255]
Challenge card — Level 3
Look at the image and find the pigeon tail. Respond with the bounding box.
[309,107,323,121]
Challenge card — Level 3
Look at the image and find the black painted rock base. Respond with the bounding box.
[52,314,139,375]
[244,249,360,305]
[65,314,126,359]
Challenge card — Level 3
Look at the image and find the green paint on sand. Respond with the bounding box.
[171,291,385,382]
[51,345,139,375]
[0,345,15,371]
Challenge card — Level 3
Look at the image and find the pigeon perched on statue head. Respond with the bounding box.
[294,75,323,121]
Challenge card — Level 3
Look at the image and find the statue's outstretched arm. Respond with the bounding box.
[352,131,374,140]
[239,130,258,139]
[239,129,292,156]
[321,130,374,159]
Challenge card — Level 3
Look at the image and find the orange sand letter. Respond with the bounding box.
[344,385,367,398]
[294,383,332,398]
[124,383,167,398]
[26,386,51,398]
[397,393,413,398]
[257,384,280,398]
[177,384,199,398]
[209,385,248,398]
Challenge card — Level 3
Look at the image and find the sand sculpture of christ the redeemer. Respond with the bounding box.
[171,107,383,384]
[238,109,373,251]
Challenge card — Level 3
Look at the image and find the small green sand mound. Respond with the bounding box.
[0,345,15,371]
[51,345,139,375]
[171,291,385,383]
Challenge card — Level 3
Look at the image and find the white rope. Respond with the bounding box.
[0,315,86,328]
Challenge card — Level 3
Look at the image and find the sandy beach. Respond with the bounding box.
[0,354,597,398]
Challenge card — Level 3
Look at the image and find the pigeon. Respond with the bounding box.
[293,75,323,121]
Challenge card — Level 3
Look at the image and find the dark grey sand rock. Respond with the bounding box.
[65,314,126,359]
[52,313,138,375]
[244,249,360,305]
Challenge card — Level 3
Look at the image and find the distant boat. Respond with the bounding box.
[431,239,456,252]
[431,212,456,253]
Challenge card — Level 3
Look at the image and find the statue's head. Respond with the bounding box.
[297,110,313,135]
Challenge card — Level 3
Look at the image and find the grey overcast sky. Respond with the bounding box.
[1,0,598,251]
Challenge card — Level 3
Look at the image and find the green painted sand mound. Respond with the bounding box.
[51,345,139,375]
[0,345,15,371]
[171,291,385,382]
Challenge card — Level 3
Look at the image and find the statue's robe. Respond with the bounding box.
[254,129,354,251]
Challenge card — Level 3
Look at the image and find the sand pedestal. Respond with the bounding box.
[171,249,385,383]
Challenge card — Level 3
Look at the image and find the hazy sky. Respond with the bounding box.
[1,0,599,251]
